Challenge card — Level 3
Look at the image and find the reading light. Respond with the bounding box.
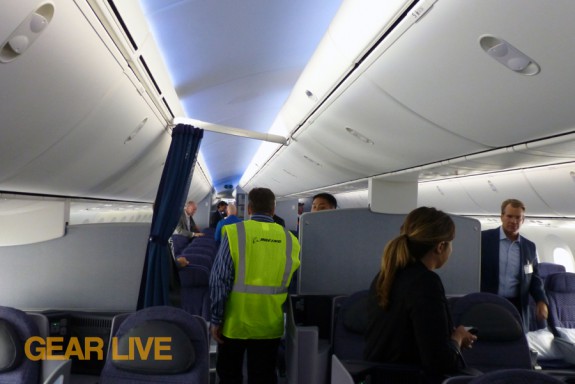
[480,36,540,75]
[0,2,54,63]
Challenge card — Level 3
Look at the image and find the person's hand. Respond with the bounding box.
[452,325,477,349]
[176,256,189,268]
[195,232,205,237]
[210,324,224,344]
[536,301,548,321]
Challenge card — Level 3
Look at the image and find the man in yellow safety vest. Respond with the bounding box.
[209,187,300,384]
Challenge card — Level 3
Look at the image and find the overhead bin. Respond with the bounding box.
[0,0,211,202]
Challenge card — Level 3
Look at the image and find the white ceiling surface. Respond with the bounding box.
[138,0,344,193]
[2,0,575,220]
[241,1,575,206]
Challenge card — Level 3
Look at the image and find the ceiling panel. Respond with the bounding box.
[305,74,486,169]
[523,164,575,217]
[457,171,556,217]
[363,0,575,146]
[139,0,344,192]
[418,179,487,216]
[0,0,124,182]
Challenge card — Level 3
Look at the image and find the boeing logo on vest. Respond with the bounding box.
[252,237,282,244]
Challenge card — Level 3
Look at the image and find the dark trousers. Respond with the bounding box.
[216,336,281,384]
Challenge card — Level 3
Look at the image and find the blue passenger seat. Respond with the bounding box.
[179,254,213,320]
[0,306,72,384]
[451,292,533,373]
[170,234,191,257]
[0,305,41,384]
[100,306,209,384]
[529,263,567,332]
[331,290,369,360]
[329,291,427,384]
[545,272,575,368]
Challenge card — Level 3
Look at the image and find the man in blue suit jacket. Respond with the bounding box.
[481,198,548,332]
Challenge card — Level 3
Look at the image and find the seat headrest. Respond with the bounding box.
[547,273,575,293]
[112,320,195,375]
[460,302,523,342]
[343,295,369,335]
[0,319,23,373]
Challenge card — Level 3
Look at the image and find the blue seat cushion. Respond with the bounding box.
[343,295,369,335]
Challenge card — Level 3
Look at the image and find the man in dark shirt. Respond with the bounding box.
[210,201,228,228]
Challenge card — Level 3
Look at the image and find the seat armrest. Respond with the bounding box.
[42,359,72,384]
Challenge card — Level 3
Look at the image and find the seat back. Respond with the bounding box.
[181,253,213,270]
[190,239,217,250]
[538,263,566,280]
[451,292,532,372]
[179,253,213,319]
[330,291,434,384]
[100,306,209,384]
[331,290,369,360]
[179,270,211,320]
[170,234,191,257]
[546,272,575,334]
[0,306,41,384]
[528,263,567,331]
[182,245,216,259]
[182,237,218,261]
[201,227,216,238]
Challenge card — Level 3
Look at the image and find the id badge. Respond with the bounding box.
[524,263,533,275]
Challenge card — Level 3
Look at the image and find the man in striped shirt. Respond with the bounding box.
[209,188,300,384]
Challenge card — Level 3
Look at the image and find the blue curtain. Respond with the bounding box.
[137,124,203,309]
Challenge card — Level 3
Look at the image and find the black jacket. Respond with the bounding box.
[364,261,461,376]
[480,227,547,331]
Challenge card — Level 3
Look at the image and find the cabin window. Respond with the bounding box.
[69,201,153,225]
[553,247,575,272]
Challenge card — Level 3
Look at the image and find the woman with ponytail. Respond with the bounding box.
[364,207,477,381]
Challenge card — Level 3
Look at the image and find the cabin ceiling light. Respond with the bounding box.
[480,36,540,75]
[345,127,374,145]
[0,2,54,63]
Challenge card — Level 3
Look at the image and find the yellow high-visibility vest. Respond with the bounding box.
[222,220,300,339]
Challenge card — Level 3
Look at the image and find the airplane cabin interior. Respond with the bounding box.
[2,0,575,383]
